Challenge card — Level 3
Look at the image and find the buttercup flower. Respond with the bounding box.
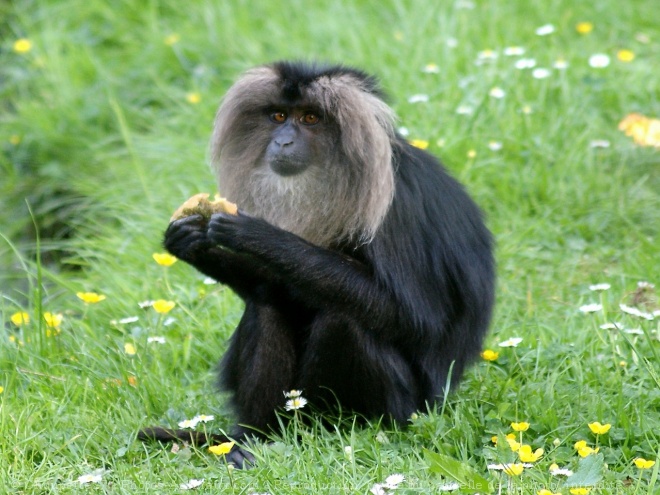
[186,92,201,104]
[617,50,635,62]
[588,422,611,435]
[13,38,32,53]
[76,292,107,304]
[409,139,429,150]
[633,458,655,469]
[569,489,591,495]
[43,312,63,328]
[506,434,521,452]
[152,300,176,314]
[511,422,530,432]
[153,253,178,266]
[574,440,599,457]
[538,490,562,495]
[481,349,499,361]
[503,463,524,476]
[164,33,180,46]
[10,312,30,326]
[518,444,543,462]
[209,441,235,456]
[576,22,594,34]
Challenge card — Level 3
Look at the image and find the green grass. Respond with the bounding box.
[1,0,659,493]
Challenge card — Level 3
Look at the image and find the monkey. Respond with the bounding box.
[139,61,495,468]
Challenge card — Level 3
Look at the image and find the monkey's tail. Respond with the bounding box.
[137,426,229,445]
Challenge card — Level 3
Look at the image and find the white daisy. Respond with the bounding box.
[579,303,603,313]
[489,87,506,99]
[180,479,204,490]
[532,68,551,79]
[498,337,523,347]
[504,46,525,56]
[589,54,610,68]
[589,283,611,291]
[285,397,308,411]
[77,472,103,484]
[147,336,166,344]
[384,474,405,489]
[515,58,537,70]
[535,24,556,36]
[589,140,611,149]
[408,94,430,104]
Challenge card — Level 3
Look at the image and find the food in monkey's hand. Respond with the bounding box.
[170,193,238,222]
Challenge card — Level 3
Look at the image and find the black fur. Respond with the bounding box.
[149,63,495,467]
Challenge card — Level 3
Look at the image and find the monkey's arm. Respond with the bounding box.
[207,212,401,329]
[164,215,282,301]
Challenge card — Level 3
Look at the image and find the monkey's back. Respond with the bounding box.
[366,138,495,401]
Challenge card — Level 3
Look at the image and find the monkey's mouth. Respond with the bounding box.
[270,159,310,177]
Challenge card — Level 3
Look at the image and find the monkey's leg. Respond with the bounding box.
[298,312,420,422]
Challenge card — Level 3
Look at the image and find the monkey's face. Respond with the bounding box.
[263,106,339,178]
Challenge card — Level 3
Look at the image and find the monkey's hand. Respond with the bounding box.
[164,215,216,264]
[207,211,277,255]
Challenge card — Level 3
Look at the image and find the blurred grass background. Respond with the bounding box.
[1,0,659,493]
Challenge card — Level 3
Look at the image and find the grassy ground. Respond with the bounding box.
[1,0,659,493]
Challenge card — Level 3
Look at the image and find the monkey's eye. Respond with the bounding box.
[270,112,287,123]
[301,113,320,125]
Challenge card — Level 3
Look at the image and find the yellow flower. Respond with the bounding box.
[618,113,660,148]
[518,444,544,463]
[633,458,656,469]
[575,22,593,34]
[153,253,178,266]
[10,312,30,326]
[124,343,137,355]
[506,435,521,452]
[409,139,429,150]
[43,312,63,328]
[186,92,201,104]
[164,33,180,46]
[538,490,561,495]
[511,422,530,432]
[13,38,33,53]
[577,445,598,457]
[9,135,21,145]
[0,386,4,394]
[76,292,107,304]
[617,49,635,62]
[588,422,611,435]
[152,299,176,314]
[209,441,235,456]
[467,149,477,159]
[127,375,138,387]
[569,489,591,495]
[503,463,524,476]
[481,349,499,361]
